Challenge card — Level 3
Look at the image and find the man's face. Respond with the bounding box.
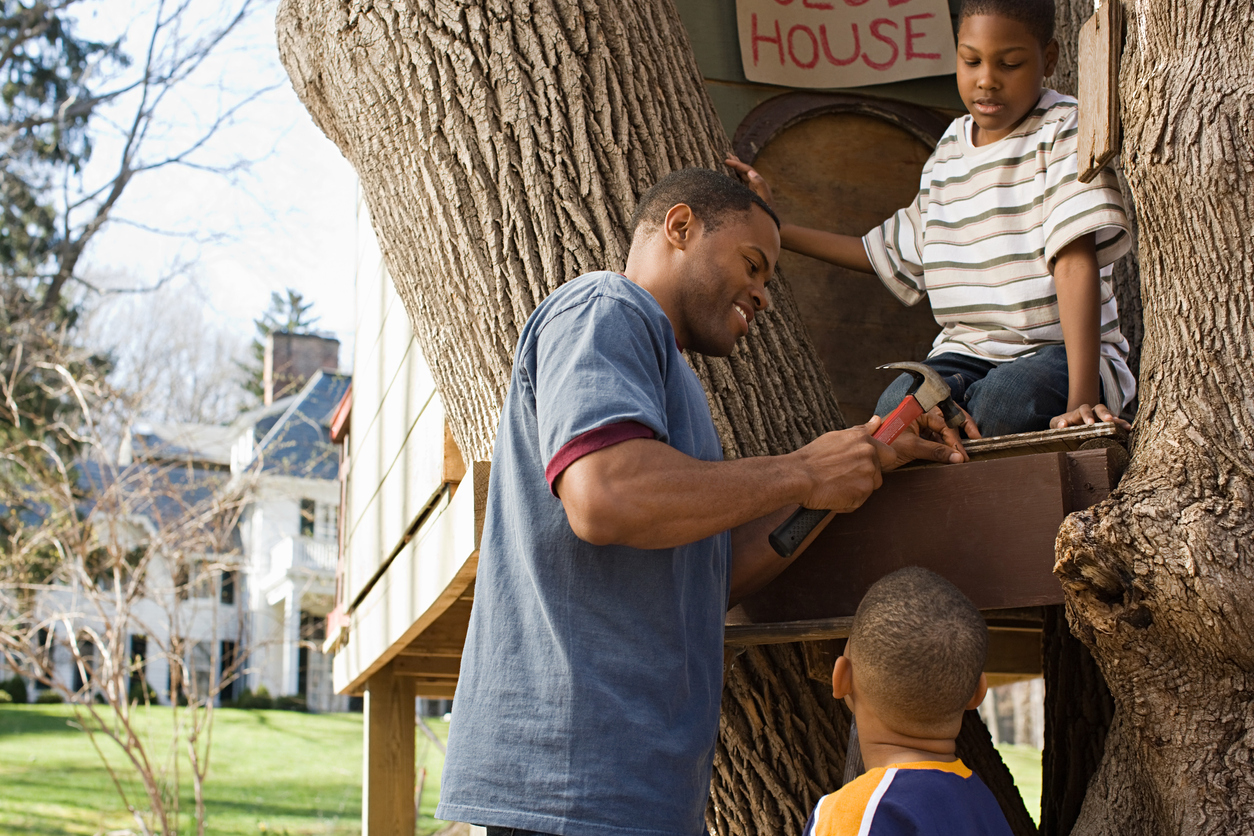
[956,15,1057,145]
[674,205,780,357]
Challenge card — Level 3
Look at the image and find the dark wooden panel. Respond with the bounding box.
[986,630,1043,676]
[737,452,1092,622]
[1066,447,1118,512]
[747,109,942,424]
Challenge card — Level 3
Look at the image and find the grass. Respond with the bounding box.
[1,704,1043,833]
[0,704,451,836]
[997,742,1043,825]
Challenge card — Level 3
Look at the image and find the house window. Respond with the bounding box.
[129,635,148,702]
[299,498,316,537]
[190,642,213,702]
[315,502,338,543]
[220,570,236,605]
[219,641,238,703]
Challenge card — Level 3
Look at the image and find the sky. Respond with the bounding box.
[72,0,360,362]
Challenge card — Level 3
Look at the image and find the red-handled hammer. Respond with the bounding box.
[768,361,965,558]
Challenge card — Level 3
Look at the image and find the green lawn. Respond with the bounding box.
[0,704,451,836]
[997,743,1043,824]
[1,704,1042,834]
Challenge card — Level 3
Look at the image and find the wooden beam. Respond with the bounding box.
[363,664,415,836]
[963,423,1126,460]
[392,655,461,677]
[733,450,1115,624]
[1078,0,1122,182]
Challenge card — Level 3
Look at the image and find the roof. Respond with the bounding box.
[119,371,352,484]
[253,370,351,481]
[123,422,237,468]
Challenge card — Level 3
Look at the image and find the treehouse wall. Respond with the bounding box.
[672,0,965,138]
[333,198,476,695]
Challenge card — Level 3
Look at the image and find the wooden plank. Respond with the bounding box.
[963,424,1126,461]
[1078,1,1121,182]
[725,617,853,646]
[736,452,1090,623]
[791,628,1041,686]
[442,421,466,484]
[411,683,457,699]
[392,655,461,677]
[363,665,415,836]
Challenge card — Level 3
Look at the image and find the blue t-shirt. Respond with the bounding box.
[802,760,1014,836]
[437,272,733,836]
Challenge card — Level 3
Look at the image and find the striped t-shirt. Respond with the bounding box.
[863,89,1135,411]
[802,760,1013,836]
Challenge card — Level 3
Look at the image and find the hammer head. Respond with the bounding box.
[878,361,965,429]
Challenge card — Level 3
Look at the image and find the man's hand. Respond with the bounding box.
[726,156,774,205]
[884,407,975,468]
[790,417,895,513]
[1051,403,1131,430]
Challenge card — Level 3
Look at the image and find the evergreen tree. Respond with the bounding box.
[239,288,320,405]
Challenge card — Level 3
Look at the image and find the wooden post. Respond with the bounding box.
[1077,0,1121,182]
[363,663,416,836]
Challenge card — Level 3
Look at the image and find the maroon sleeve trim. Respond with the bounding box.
[546,421,656,495]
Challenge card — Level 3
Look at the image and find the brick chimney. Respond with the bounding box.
[264,332,340,405]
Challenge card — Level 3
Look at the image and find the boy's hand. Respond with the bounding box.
[1050,403,1132,430]
[725,156,775,206]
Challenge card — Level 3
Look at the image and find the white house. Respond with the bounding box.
[24,334,353,713]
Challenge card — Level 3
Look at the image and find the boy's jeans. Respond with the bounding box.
[873,344,1093,438]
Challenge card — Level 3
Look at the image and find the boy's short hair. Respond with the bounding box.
[848,567,988,730]
[630,168,779,240]
[958,0,1055,47]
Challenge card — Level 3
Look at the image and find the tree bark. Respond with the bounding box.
[1051,1,1254,833]
[277,0,1030,831]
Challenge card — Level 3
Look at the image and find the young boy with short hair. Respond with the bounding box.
[730,0,1135,438]
[806,567,1009,835]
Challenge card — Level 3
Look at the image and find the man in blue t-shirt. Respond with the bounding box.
[437,169,967,836]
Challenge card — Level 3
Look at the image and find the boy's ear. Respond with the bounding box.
[832,654,854,700]
[1043,38,1059,78]
[965,672,989,711]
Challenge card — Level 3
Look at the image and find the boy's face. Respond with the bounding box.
[956,15,1058,146]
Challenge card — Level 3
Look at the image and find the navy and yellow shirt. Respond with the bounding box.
[803,760,1014,836]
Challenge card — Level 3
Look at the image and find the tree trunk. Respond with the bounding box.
[1050,2,1254,833]
[277,0,1029,831]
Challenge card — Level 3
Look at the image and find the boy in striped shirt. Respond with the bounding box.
[805,567,1011,836]
[730,0,1135,438]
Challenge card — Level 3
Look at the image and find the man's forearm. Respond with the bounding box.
[555,439,811,550]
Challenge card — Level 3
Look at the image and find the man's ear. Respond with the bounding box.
[965,672,989,710]
[1043,38,1059,78]
[832,654,854,700]
[662,203,697,250]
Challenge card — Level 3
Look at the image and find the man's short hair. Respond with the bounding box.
[959,0,1055,47]
[848,567,987,729]
[630,167,779,240]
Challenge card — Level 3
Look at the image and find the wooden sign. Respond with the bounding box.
[1077,1,1121,182]
[736,0,956,90]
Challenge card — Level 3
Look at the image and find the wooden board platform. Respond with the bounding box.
[962,423,1127,461]
[731,448,1118,627]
